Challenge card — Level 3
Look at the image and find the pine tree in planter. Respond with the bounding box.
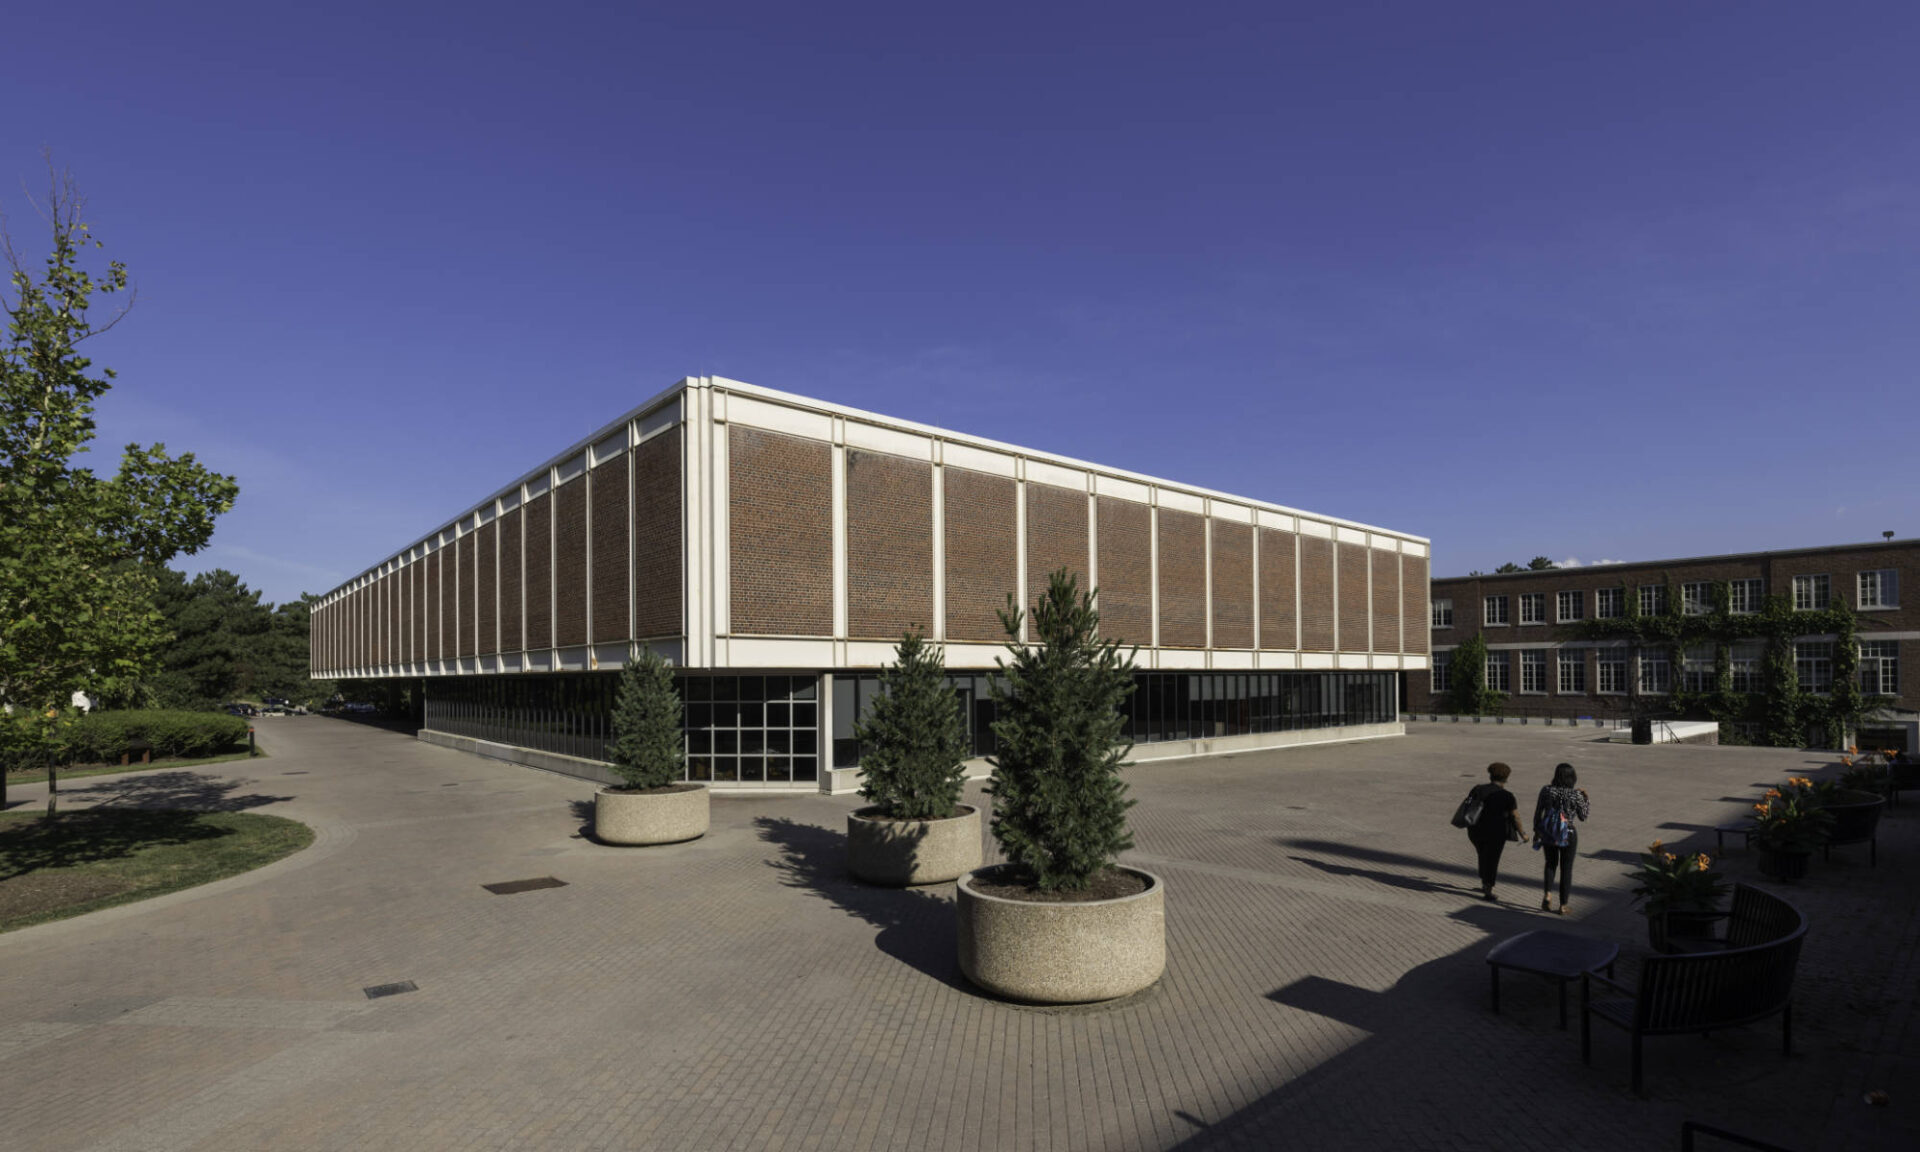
[985,569,1138,890]
[844,630,982,885]
[594,649,708,845]
[956,569,1164,1004]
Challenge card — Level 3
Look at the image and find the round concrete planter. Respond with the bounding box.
[956,865,1165,1004]
[846,805,982,886]
[594,783,709,846]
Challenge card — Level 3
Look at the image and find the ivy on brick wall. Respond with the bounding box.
[1574,578,1889,748]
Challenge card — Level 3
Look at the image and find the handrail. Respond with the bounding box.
[1679,1119,1799,1152]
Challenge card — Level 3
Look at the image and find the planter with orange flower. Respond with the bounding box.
[1747,778,1834,882]
[1628,841,1730,953]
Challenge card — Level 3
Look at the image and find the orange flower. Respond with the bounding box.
[1753,802,1770,814]
[1843,757,1854,767]
[1662,853,1677,864]
[1765,788,1782,799]
[1649,840,1663,853]
[1697,855,1712,871]
[1849,745,1859,755]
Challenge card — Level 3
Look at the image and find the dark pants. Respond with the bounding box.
[1542,831,1577,903]
[1470,832,1507,890]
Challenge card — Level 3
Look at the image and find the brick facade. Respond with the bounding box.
[1371,548,1400,654]
[476,521,498,656]
[1401,554,1429,656]
[1096,496,1153,646]
[524,493,552,651]
[1026,483,1089,620]
[1300,535,1334,651]
[633,427,682,640]
[498,506,523,654]
[1415,541,1920,736]
[846,449,933,640]
[730,426,832,636]
[553,478,588,648]
[1336,543,1368,653]
[943,467,1018,642]
[1211,520,1254,650]
[426,551,443,662]
[1257,528,1297,651]
[590,459,630,644]
[1156,509,1207,648]
[455,533,475,658]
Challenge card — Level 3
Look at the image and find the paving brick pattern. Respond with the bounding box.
[1,721,1913,1150]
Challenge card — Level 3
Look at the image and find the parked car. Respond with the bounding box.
[225,703,258,717]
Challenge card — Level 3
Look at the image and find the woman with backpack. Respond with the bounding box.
[1465,762,1527,901]
[1533,762,1591,914]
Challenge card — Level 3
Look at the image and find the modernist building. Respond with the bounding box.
[1416,540,1919,750]
[311,377,1431,791]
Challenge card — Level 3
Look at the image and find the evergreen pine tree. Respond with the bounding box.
[986,569,1138,891]
[608,649,686,790]
[855,630,970,821]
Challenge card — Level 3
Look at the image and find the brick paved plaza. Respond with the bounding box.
[1,719,1913,1150]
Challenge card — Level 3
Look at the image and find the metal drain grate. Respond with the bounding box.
[282,771,309,776]
[482,877,568,896]
[363,980,418,1000]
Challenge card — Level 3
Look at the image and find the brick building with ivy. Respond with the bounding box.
[1416,540,1918,751]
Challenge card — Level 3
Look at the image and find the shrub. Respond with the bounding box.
[46,709,249,764]
[986,569,1138,892]
[855,630,970,821]
[608,649,686,790]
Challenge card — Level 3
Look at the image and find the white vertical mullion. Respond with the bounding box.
[711,388,731,660]
[1202,504,1214,653]
[831,427,848,641]
[1331,538,1340,652]
[931,449,946,643]
[1085,487,1098,609]
[1014,463,1027,643]
[1149,497,1161,652]
[1293,528,1302,651]
[1251,524,1261,652]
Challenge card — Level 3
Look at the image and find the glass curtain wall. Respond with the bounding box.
[831,670,1397,769]
[425,672,819,785]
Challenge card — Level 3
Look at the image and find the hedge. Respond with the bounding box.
[15,710,252,766]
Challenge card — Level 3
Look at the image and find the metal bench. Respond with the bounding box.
[1581,884,1806,1094]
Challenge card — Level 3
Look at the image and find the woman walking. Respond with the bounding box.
[1533,762,1591,914]
[1467,762,1527,900]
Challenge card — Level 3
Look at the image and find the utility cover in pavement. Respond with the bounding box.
[363,981,418,1000]
[482,877,568,895]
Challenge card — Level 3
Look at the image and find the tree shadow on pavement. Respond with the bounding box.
[1286,855,1471,897]
[755,816,972,993]
[60,771,294,813]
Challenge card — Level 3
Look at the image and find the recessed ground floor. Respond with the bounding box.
[418,668,1404,792]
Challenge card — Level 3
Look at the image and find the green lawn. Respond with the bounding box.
[0,809,313,932]
[4,746,266,788]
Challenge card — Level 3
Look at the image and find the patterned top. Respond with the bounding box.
[1534,785,1590,827]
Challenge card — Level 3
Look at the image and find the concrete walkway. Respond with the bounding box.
[0,718,1912,1150]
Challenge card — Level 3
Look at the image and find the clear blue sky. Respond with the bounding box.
[6,2,1916,603]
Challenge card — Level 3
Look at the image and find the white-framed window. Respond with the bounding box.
[1860,640,1899,696]
[1597,650,1628,693]
[1682,582,1712,616]
[1484,595,1509,626]
[1682,644,1716,692]
[1519,593,1545,625]
[1730,641,1764,693]
[1430,650,1451,693]
[1792,574,1829,611]
[1795,641,1833,693]
[1858,570,1899,610]
[1485,652,1510,692]
[1558,650,1586,694]
[1639,584,1669,616]
[1557,590,1584,622]
[1520,650,1548,693]
[1639,652,1672,694]
[1728,578,1763,614]
[1596,588,1624,619]
[1431,599,1453,629]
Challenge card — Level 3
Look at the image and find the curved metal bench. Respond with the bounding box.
[1581,884,1806,1094]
